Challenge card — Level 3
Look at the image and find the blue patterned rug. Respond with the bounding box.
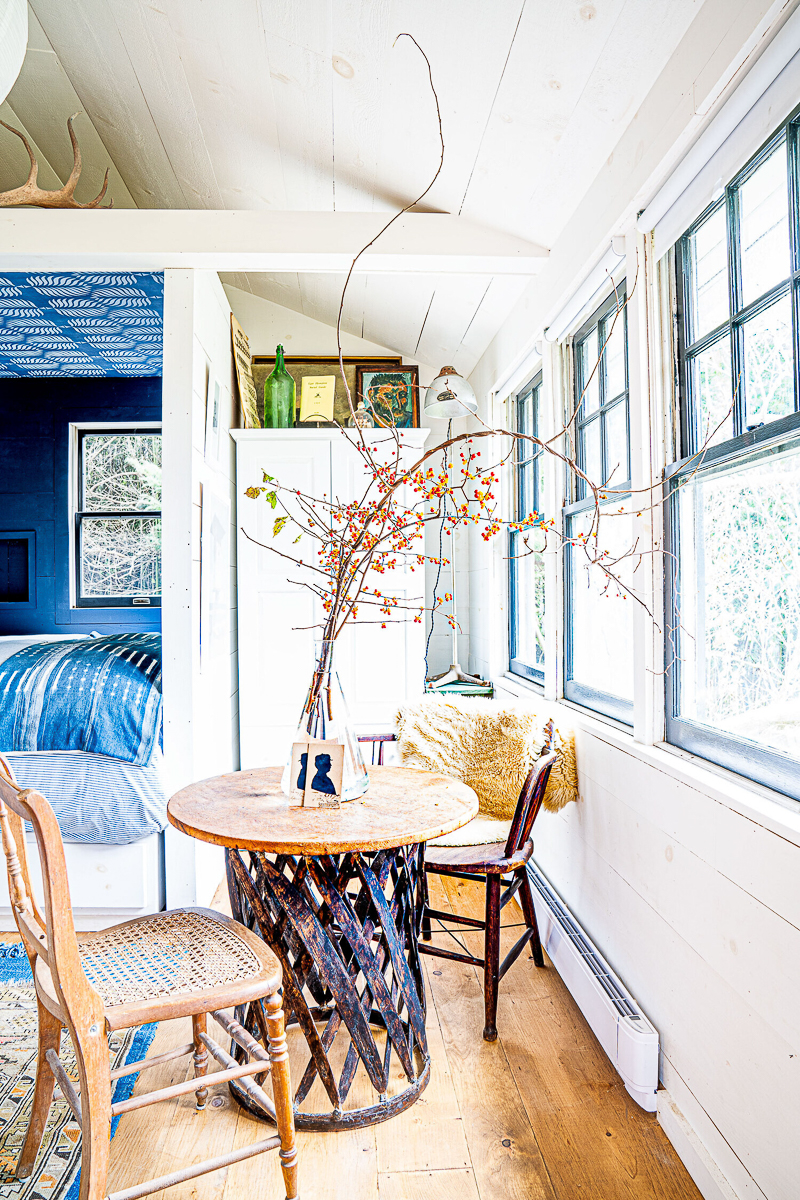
[0,944,157,1200]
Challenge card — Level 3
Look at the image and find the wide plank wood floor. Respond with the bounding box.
[102,875,699,1200]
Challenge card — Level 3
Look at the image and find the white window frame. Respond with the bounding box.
[69,421,162,610]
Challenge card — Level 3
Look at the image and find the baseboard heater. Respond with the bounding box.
[527,860,659,1112]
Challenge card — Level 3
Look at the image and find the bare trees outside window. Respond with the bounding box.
[75,430,162,606]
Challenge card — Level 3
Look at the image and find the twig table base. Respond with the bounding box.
[226,842,428,1129]
[168,765,478,1132]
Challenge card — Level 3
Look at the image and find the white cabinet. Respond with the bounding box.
[232,429,429,770]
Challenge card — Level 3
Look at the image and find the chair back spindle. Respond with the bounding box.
[0,753,47,958]
[0,756,103,1028]
[503,721,557,859]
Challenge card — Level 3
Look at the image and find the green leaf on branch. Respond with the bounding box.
[262,471,275,483]
[265,491,278,509]
[273,516,288,536]
[293,533,303,543]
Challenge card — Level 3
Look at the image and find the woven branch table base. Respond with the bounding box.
[225,843,429,1131]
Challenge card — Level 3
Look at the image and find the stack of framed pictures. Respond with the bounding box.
[251,356,421,428]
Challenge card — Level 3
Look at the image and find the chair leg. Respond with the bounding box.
[263,993,298,1200]
[192,1013,209,1110]
[16,1002,62,1178]
[483,875,501,1042]
[73,1022,112,1200]
[519,870,545,968]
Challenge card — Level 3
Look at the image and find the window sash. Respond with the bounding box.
[74,427,162,609]
[563,495,634,725]
[664,432,800,802]
[563,288,634,720]
[573,289,631,500]
[669,106,800,801]
[508,530,545,684]
[509,375,545,683]
[677,117,800,456]
[514,377,542,520]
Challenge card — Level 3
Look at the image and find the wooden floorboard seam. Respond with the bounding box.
[424,878,486,1200]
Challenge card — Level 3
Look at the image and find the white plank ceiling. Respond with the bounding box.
[0,0,702,373]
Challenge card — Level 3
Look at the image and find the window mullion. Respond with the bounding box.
[727,186,744,439]
[790,122,800,413]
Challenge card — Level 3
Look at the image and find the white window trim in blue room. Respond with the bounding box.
[68,420,163,611]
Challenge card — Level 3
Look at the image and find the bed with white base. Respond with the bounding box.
[0,634,166,930]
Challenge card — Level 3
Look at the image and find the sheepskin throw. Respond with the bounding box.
[396,696,578,817]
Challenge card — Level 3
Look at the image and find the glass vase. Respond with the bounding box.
[281,641,369,802]
[263,343,296,428]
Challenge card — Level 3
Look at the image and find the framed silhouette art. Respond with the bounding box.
[289,739,345,808]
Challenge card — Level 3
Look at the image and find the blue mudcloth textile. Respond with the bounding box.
[0,633,162,766]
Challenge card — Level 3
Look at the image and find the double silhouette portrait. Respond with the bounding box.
[290,739,345,807]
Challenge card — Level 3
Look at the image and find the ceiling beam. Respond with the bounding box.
[0,210,548,275]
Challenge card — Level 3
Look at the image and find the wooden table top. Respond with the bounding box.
[167,765,479,855]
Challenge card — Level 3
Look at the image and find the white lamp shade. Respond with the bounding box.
[424,366,478,419]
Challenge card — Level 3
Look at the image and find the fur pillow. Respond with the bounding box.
[395,696,578,817]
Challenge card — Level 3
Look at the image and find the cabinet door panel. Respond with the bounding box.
[331,434,426,729]
[236,431,428,768]
[237,438,331,768]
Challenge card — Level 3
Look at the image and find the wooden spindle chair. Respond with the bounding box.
[356,732,397,765]
[419,724,557,1041]
[0,752,298,1200]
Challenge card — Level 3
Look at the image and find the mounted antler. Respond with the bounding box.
[0,113,112,209]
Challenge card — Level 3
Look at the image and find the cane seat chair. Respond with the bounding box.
[420,724,557,1042]
[0,752,298,1200]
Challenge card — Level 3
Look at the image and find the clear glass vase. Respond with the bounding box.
[281,641,369,802]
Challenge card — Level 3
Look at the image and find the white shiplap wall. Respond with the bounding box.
[495,684,800,1200]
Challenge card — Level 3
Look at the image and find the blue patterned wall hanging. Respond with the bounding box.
[0,272,163,378]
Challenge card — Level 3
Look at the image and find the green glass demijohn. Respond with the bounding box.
[263,344,296,428]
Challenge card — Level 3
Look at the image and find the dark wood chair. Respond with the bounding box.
[357,732,397,764]
[0,752,298,1200]
[420,728,557,1041]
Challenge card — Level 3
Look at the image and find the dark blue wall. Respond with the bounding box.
[0,377,162,636]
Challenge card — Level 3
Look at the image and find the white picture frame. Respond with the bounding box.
[204,371,221,461]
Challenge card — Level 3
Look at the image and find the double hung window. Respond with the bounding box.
[668,110,800,799]
[574,289,629,497]
[564,289,634,723]
[509,375,545,683]
[74,427,162,608]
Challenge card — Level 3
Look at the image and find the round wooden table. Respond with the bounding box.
[168,764,477,1131]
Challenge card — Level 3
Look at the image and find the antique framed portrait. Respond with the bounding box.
[355,365,420,428]
[251,356,402,426]
[289,739,344,808]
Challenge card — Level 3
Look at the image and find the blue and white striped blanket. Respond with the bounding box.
[0,633,162,766]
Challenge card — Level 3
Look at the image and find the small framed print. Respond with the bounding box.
[298,375,336,423]
[205,371,221,461]
[289,740,345,808]
[355,365,420,428]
